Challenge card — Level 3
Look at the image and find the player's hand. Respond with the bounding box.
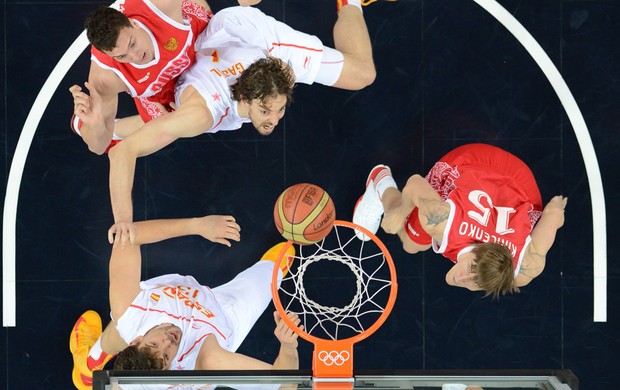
[69,82,104,129]
[194,215,241,247]
[544,195,568,228]
[381,207,408,234]
[547,195,568,210]
[237,0,261,6]
[273,311,302,350]
[70,84,91,124]
[108,221,137,246]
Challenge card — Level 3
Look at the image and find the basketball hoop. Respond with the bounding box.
[271,220,398,382]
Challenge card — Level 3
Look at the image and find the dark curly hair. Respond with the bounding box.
[471,242,520,299]
[85,6,132,52]
[230,57,295,106]
[113,345,165,370]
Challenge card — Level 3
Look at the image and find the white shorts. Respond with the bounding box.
[199,6,326,85]
[212,260,281,352]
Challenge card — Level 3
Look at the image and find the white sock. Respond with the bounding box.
[87,338,104,365]
[375,172,397,199]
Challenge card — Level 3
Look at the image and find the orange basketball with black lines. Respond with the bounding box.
[274,183,336,245]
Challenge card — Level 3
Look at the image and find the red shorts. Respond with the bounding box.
[134,96,175,123]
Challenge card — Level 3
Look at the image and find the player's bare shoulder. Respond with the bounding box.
[88,61,128,96]
[150,0,185,22]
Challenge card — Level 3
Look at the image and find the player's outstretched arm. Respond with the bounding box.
[108,91,214,231]
[516,195,567,287]
[108,215,241,247]
[196,336,273,370]
[108,240,143,321]
[195,311,300,370]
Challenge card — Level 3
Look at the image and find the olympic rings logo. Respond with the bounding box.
[317,350,351,366]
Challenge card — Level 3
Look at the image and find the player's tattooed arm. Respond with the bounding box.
[420,197,450,227]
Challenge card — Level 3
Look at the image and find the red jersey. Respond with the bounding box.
[428,144,543,275]
[91,0,211,106]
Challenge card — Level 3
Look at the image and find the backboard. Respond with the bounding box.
[93,369,578,390]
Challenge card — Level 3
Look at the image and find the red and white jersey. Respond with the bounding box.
[428,145,542,276]
[91,0,211,104]
[115,274,233,370]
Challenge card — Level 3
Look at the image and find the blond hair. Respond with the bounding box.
[471,242,520,299]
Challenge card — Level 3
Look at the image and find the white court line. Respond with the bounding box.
[473,0,607,322]
[2,31,90,327]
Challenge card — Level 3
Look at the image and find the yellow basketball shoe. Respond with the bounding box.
[69,310,108,390]
[261,242,296,277]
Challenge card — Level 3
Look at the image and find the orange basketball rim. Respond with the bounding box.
[271,220,398,381]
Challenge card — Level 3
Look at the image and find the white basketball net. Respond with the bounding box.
[277,223,394,341]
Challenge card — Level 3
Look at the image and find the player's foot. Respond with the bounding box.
[70,115,121,153]
[70,310,107,390]
[261,242,296,277]
[353,165,392,241]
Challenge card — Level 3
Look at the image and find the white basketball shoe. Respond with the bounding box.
[353,165,392,241]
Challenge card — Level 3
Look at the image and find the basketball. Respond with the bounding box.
[274,183,336,245]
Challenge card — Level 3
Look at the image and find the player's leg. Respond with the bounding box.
[211,243,295,352]
[112,115,145,139]
[353,165,397,240]
[71,114,142,153]
[330,0,376,89]
[226,3,374,91]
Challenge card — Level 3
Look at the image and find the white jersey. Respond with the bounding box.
[115,274,233,370]
[175,6,325,133]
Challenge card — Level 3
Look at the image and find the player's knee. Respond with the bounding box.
[355,64,376,89]
[89,143,107,156]
[402,239,430,255]
[402,241,421,254]
[365,64,377,85]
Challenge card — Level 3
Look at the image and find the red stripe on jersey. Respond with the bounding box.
[212,107,230,130]
[176,333,211,362]
[269,43,323,52]
[128,304,228,340]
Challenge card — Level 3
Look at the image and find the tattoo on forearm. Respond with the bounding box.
[520,246,545,280]
[421,198,448,226]
[518,265,533,279]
